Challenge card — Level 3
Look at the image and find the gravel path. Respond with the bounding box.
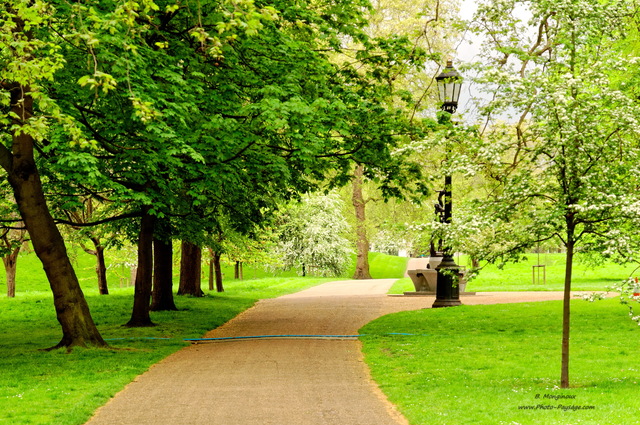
[85,278,565,425]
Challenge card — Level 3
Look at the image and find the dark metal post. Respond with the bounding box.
[432,60,463,308]
[432,175,462,308]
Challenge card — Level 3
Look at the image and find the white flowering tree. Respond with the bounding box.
[468,0,640,388]
[274,193,353,277]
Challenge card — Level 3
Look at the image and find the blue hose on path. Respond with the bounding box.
[105,333,419,342]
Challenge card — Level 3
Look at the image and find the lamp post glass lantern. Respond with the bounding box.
[433,60,463,308]
[435,60,463,114]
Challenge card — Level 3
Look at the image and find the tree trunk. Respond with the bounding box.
[561,226,575,388]
[178,241,203,297]
[234,261,240,279]
[3,246,20,298]
[151,235,177,311]
[89,237,109,295]
[352,164,372,279]
[126,209,156,327]
[130,267,137,286]
[208,254,214,291]
[1,83,106,348]
[213,251,224,292]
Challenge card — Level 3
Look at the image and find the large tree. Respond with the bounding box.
[51,0,432,319]
[469,0,640,387]
[2,0,434,341]
[1,2,107,348]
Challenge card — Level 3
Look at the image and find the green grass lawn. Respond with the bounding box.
[0,277,335,425]
[362,251,409,279]
[360,298,640,425]
[6,247,637,425]
[0,248,407,425]
[389,253,639,294]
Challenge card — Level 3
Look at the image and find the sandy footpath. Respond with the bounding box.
[85,278,565,425]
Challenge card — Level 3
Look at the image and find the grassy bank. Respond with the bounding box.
[360,298,640,425]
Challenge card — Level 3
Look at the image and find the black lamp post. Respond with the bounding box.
[432,60,463,308]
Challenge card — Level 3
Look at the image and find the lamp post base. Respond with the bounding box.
[432,298,462,308]
[432,254,462,308]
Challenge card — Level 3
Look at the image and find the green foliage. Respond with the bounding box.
[4,0,434,237]
[462,0,640,263]
[361,298,640,425]
[2,0,438,344]
[45,0,429,214]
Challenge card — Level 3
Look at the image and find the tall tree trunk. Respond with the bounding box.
[151,235,177,311]
[1,218,26,298]
[3,246,20,298]
[561,224,575,388]
[352,164,372,279]
[213,251,224,292]
[207,248,224,292]
[208,252,214,291]
[178,241,203,297]
[89,237,109,295]
[1,82,106,348]
[126,209,156,327]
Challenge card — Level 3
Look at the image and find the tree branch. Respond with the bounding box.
[54,211,141,227]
